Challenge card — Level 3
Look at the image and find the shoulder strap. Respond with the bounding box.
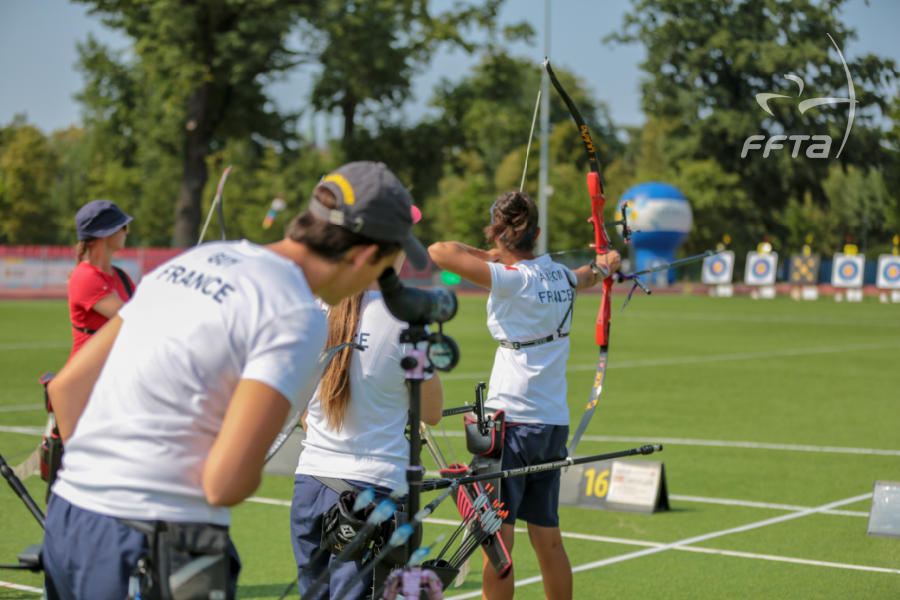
[556,270,578,336]
[112,266,134,299]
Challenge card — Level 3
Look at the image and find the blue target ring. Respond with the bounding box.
[752,259,771,278]
[884,262,900,283]
[709,257,727,276]
[838,261,858,281]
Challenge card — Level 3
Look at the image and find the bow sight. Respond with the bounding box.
[377,269,462,572]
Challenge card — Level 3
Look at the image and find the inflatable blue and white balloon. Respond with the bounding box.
[617,182,693,285]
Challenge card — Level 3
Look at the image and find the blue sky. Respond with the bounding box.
[1,0,898,137]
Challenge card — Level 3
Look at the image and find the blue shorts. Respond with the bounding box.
[500,424,569,528]
[290,474,396,600]
[42,494,240,600]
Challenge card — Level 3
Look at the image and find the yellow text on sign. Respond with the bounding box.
[584,469,610,497]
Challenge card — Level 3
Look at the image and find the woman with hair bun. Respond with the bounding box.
[428,190,621,600]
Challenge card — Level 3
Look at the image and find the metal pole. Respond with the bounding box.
[0,452,45,529]
[537,0,551,255]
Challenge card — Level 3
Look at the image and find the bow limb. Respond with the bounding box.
[544,58,614,458]
[544,60,614,347]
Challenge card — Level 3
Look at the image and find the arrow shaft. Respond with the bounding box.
[619,249,723,280]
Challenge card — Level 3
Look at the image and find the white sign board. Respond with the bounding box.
[701,251,734,284]
[831,253,865,288]
[876,255,900,290]
[559,459,669,514]
[606,461,663,509]
[0,258,142,291]
[744,252,778,286]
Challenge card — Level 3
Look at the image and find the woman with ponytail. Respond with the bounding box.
[290,217,444,600]
[429,190,621,600]
[67,200,135,360]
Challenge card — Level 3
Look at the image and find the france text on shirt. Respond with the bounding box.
[156,261,238,303]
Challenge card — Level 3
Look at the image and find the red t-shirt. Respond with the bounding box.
[68,262,135,359]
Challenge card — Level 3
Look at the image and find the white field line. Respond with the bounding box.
[676,546,900,575]
[247,496,291,507]
[0,341,70,351]
[440,341,900,380]
[444,493,874,599]
[426,518,662,548]
[670,494,868,517]
[576,436,900,457]
[433,428,900,457]
[0,580,42,593]
[0,426,45,436]
[0,404,44,413]
[627,311,900,329]
[253,495,869,520]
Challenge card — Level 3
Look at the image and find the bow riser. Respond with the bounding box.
[587,172,613,347]
[587,172,611,251]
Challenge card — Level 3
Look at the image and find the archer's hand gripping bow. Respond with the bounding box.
[543,59,632,458]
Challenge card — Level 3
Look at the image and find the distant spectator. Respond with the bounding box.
[68,200,135,360]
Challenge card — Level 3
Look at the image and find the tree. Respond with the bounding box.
[608,0,898,253]
[0,121,58,244]
[77,0,309,246]
[427,51,624,251]
[303,0,530,147]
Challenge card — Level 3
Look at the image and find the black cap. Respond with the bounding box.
[309,162,429,270]
[75,200,132,241]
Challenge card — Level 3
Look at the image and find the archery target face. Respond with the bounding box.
[701,251,734,284]
[744,251,778,286]
[877,255,900,289]
[788,255,820,284]
[830,253,865,288]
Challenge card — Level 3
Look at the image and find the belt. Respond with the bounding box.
[313,476,363,495]
[498,331,569,350]
[72,324,98,335]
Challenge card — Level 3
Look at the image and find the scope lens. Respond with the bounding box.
[427,334,459,372]
[429,289,458,324]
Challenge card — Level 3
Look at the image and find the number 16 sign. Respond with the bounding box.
[558,459,670,514]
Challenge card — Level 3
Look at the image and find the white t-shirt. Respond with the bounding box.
[53,240,327,525]
[296,292,431,493]
[485,255,576,426]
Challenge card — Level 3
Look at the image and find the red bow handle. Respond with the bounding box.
[586,171,613,347]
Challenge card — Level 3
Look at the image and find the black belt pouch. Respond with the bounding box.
[125,520,235,600]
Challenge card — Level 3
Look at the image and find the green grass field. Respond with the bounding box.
[2,293,900,599]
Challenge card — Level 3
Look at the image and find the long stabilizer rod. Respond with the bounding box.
[0,452,45,529]
[421,444,663,492]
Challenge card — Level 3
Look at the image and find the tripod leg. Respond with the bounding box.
[0,451,46,529]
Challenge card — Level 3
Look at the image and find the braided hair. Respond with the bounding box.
[484,191,539,252]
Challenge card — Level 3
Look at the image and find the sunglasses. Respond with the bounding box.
[121,224,129,234]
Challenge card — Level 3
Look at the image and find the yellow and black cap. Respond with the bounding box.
[309,161,428,270]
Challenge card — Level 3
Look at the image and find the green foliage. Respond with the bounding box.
[608,0,899,255]
[198,140,342,245]
[781,165,894,257]
[72,36,179,245]
[426,51,624,251]
[0,121,59,244]
[75,0,311,245]
[305,0,532,144]
[430,152,493,247]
